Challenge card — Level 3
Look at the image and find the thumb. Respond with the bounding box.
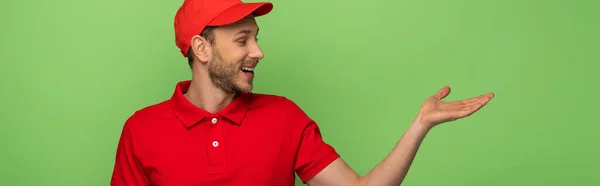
[433,86,451,99]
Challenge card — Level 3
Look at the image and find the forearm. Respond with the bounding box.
[358,122,431,186]
[308,88,493,186]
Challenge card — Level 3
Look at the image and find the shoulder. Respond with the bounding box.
[247,93,289,104]
[248,93,306,114]
[248,93,313,127]
[122,100,172,130]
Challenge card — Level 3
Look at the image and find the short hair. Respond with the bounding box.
[187,26,217,68]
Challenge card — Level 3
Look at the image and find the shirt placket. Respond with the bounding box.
[205,114,227,174]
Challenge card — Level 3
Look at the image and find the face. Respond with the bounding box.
[198,16,264,94]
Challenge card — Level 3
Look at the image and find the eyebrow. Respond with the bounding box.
[235,28,259,36]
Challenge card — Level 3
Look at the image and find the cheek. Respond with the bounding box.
[223,46,249,62]
[231,51,249,63]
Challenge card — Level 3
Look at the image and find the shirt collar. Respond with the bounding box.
[170,80,253,128]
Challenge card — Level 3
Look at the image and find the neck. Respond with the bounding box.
[184,73,236,114]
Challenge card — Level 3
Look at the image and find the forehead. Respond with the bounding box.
[215,16,259,34]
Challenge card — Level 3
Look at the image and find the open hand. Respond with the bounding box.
[414,86,494,128]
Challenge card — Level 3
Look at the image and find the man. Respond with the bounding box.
[110,0,495,185]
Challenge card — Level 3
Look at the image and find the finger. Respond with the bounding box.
[454,97,492,118]
[452,104,482,119]
[463,96,492,109]
[443,96,490,114]
[462,96,491,107]
[442,95,488,110]
[456,92,495,105]
[433,86,451,99]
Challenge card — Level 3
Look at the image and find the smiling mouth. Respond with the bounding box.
[241,67,254,74]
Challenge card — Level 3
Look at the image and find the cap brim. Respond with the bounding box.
[208,2,273,26]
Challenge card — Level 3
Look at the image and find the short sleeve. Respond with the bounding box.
[110,114,150,186]
[284,98,340,183]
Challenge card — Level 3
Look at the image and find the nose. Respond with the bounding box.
[248,41,264,60]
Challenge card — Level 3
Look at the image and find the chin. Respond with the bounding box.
[236,83,254,94]
[240,86,254,93]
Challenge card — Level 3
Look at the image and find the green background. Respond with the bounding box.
[2,0,599,185]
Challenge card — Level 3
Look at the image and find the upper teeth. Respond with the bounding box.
[242,67,254,71]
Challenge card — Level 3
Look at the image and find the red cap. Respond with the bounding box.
[174,0,273,57]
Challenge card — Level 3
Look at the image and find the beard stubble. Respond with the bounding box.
[207,48,255,94]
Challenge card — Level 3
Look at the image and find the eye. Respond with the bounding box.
[237,39,247,46]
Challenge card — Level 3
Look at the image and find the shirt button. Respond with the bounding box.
[212,141,219,147]
[211,118,217,124]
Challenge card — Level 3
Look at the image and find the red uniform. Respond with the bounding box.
[110,80,340,185]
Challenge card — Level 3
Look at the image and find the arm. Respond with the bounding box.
[307,86,495,186]
[307,121,430,186]
[358,121,430,185]
[110,118,150,186]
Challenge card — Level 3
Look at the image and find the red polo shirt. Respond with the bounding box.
[110,80,340,186]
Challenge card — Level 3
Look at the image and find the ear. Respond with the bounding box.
[190,35,211,64]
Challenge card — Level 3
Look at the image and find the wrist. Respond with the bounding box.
[409,121,433,133]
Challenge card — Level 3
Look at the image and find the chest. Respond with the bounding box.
[137,116,298,186]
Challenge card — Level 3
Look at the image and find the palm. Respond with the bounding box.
[416,86,494,127]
